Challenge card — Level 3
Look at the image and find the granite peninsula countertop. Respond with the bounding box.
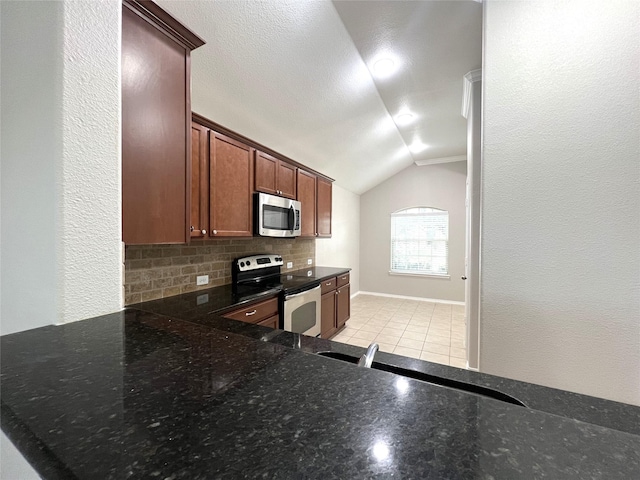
[2,308,640,479]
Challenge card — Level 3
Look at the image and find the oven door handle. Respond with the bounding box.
[284,284,320,301]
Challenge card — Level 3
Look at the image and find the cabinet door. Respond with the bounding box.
[321,291,337,339]
[277,160,297,199]
[336,284,350,329]
[297,169,317,238]
[210,132,254,237]
[254,151,278,195]
[255,151,297,200]
[258,314,279,330]
[317,177,332,238]
[190,122,209,238]
[122,6,191,244]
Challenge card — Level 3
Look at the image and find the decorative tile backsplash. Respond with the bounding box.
[124,238,315,305]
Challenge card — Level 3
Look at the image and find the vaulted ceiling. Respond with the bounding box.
[157,0,482,194]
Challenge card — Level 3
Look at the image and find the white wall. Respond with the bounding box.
[0,0,122,335]
[1,432,40,480]
[1,0,63,334]
[316,184,360,294]
[360,162,467,302]
[481,0,640,406]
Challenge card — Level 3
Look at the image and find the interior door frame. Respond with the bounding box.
[462,69,482,371]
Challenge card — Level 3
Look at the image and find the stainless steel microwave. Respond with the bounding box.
[255,192,301,238]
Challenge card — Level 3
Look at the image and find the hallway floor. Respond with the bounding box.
[332,294,467,368]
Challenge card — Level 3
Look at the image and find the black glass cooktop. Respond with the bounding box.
[234,273,320,298]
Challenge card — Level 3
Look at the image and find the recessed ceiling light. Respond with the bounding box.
[395,113,414,126]
[409,141,428,153]
[372,57,397,78]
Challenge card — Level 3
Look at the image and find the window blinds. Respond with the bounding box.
[391,208,449,275]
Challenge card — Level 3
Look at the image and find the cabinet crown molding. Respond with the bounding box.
[123,0,206,50]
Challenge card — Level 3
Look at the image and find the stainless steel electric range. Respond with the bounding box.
[232,254,322,337]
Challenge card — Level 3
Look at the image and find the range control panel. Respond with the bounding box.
[234,254,284,273]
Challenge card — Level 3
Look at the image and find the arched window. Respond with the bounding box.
[390,207,449,276]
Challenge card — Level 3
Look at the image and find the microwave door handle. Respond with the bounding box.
[288,205,295,230]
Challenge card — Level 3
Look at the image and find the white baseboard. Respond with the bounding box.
[357,291,465,306]
[350,291,360,300]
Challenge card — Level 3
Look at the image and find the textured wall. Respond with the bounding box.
[482,0,640,405]
[360,162,466,302]
[316,184,360,295]
[59,0,122,323]
[0,0,121,335]
[124,238,315,305]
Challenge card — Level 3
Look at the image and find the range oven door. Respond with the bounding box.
[283,285,321,337]
[256,192,301,238]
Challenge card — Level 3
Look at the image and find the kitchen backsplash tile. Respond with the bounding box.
[124,238,315,305]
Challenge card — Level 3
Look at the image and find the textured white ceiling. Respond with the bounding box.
[157,0,482,194]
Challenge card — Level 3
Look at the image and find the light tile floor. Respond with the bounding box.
[332,294,468,369]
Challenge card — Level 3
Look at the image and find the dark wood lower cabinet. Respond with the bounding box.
[336,284,350,329]
[222,296,278,328]
[258,314,279,330]
[321,291,337,338]
[320,276,350,339]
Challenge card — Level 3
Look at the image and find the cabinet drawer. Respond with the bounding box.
[336,273,350,288]
[321,277,337,295]
[223,297,278,324]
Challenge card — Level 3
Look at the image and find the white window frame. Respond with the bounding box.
[389,207,450,279]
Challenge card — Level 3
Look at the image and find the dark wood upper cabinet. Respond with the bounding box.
[255,151,297,199]
[316,177,332,238]
[190,122,209,238]
[122,0,205,245]
[297,169,317,238]
[277,160,297,199]
[210,132,254,237]
[254,151,277,195]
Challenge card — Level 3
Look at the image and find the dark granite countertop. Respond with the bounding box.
[2,309,640,479]
[131,272,640,438]
[130,265,351,319]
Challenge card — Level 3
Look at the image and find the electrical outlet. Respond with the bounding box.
[286,262,293,269]
[307,258,313,265]
[196,275,209,286]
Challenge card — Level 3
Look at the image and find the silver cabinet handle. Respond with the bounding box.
[190,226,194,232]
[213,229,217,235]
[325,282,332,286]
[202,229,207,235]
[341,276,347,280]
[245,310,257,316]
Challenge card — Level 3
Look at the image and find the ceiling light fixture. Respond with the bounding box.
[395,113,414,126]
[409,141,428,154]
[372,57,397,78]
